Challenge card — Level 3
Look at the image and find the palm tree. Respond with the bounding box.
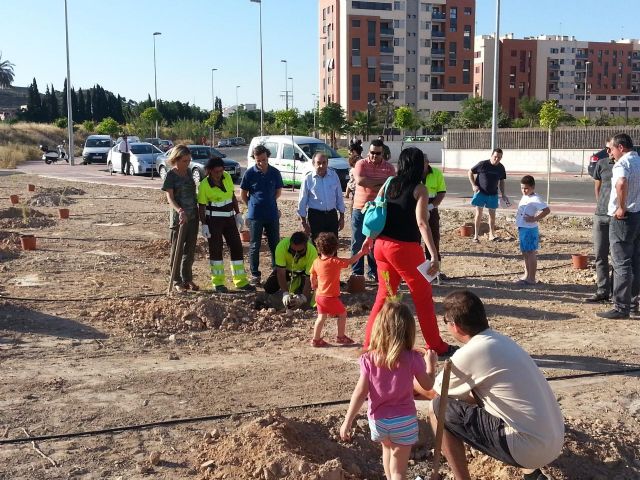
[0,53,15,89]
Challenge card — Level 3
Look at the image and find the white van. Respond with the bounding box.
[247,136,350,190]
[82,135,113,164]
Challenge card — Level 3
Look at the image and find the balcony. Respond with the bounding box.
[380,81,394,91]
[380,27,394,36]
[549,74,560,81]
[432,12,446,21]
[633,65,640,72]
[431,48,445,57]
[576,52,588,59]
[548,63,560,70]
[431,82,444,90]
[431,65,445,73]
[431,30,445,38]
[380,46,394,54]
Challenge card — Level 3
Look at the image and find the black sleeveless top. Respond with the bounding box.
[380,181,421,243]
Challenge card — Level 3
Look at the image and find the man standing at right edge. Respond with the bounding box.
[597,133,640,319]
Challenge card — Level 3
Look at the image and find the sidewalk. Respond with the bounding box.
[7,161,596,216]
[441,166,595,182]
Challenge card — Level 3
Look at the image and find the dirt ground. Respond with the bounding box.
[0,172,639,480]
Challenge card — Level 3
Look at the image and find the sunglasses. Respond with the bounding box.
[369,151,383,156]
[443,314,450,325]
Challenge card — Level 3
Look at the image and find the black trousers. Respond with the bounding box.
[308,208,339,242]
[121,153,131,175]
[424,208,442,261]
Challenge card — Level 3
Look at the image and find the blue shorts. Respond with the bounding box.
[368,414,418,446]
[519,227,539,252]
[471,192,499,209]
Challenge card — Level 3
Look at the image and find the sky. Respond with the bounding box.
[1,0,639,113]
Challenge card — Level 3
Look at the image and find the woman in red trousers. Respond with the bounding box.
[362,147,457,358]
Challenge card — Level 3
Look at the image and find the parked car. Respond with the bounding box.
[155,145,241,183]
[115,135,141,145]
[107,142,164,175]
[144,138,174,152]
[217,138,231,148]
[587,146,640,177]
[82,135,113,164]
[246,135,350,190]
[230,136,246,146]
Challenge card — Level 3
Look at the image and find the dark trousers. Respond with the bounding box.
[308,208,339,242]
[247,218,280,278]
[424,208,442,261]
[609,212,640,313]
[263,269,305,295]
[121,153,131,175]
[351,208,377,277]
[207,216,243,261]
[169,216,199,284]
[593,214,611,296]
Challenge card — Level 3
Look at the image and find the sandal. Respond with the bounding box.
[336,335,355,345]
[185,281,199,291]
[310,338,330,348]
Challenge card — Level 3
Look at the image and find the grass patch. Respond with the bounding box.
[0,143,41,168]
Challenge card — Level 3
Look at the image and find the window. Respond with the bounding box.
[420,74,429,82]
[368,21,376,46]
[450,7,457,18]
[393,73,404,81]
[368,68,376,82]
[394,1,404,9]
[421,2,430,12]
[463,60,471,84]
[393,19,405,28]
[393,55,404,64]
[352,37,360,55]
[463,26,471,50]
[352,19,361,27]
[449,59,456,66]
[449,41,457,59]
[352,74,361,101]
[464,7,472,15]
[393,37,404,47]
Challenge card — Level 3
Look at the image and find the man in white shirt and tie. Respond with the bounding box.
[119,134,131,175]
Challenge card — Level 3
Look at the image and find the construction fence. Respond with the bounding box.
[445,126,640,151]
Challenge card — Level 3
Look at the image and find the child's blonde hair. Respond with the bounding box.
[368,299,416,369]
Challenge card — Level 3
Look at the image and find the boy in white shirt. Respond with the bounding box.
[515,175,550,285]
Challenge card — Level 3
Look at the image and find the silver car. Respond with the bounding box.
[155,145,241,183]
[107,142,164,175]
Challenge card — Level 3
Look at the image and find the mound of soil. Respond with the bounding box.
[93,295,308,338]
[0,207,55,228]
[27,192,74,207]
[194,411,387,480]
[0,231,22,261]
[136,238,210,257]
[40,186,86,196]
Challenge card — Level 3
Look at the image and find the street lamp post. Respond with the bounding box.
[235,85,241,138]
[280,59,288,134]
[583,61,591,118]
[490,0,500,151]
[250,0,264,135]
[153,31,162,139]
[312,93,318,138]
[211,68,217,146]
[289,77,294,110]
[63,0,74,165]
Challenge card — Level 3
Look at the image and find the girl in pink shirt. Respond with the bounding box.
[340,300,437,480]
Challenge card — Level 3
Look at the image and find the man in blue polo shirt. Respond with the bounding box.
[241,144,284,285]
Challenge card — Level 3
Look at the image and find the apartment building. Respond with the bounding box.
[474,34,640,120]
[319,0,475,120]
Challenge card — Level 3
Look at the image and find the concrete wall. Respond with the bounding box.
[384,141,443,164]
[442,148,594,173]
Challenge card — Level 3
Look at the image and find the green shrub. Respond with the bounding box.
[53,117,68,129]
[82,120,95,133]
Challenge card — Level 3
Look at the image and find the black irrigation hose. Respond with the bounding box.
[1,367,639,446]
[0,292,168,302]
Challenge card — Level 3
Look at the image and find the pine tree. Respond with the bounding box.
[77,88,86,122]
[48,84,60,121]
[26,78,44,122]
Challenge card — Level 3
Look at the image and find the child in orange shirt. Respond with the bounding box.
[309,232,367,347]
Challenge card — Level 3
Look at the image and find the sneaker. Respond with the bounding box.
[596,308,629,319]
[173,282,188,293]
[584,293,610,303]
[438,344,460,360]
[366,273,378,282]
[237,283,256,292]
[523,468,548,480]
[249,275,261,286]
[212,285,229,293]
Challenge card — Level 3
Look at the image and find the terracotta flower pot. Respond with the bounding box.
[571,254,589,270]
[240,230,251,243]
[27,184,36,192]
[20,234,36,251]
[10,194,19,205]
[459,224,474,237]
[58,208,70,219]
[347,274,366,294]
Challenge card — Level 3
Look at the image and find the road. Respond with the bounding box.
[12,151,597,216]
